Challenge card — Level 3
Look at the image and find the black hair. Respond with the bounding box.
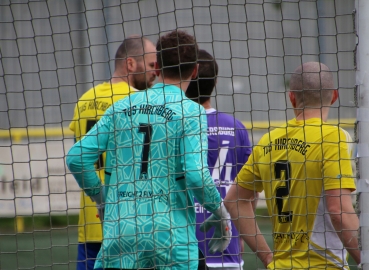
[156,30,198,79]
[186,49,218,104]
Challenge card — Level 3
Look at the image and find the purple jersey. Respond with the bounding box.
[196,109,252,268]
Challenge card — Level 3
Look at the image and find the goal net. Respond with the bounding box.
[0,0,361,269]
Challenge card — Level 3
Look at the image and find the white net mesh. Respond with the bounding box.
[0,0,359,269]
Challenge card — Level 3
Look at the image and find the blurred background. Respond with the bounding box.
[0,0,356,130]
[0,0,358,269]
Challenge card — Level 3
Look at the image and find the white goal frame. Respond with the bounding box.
[356,1,369,269]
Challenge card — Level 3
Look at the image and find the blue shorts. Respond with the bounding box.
[77,242,103,270]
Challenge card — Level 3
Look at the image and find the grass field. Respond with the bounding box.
[0,215,359,270]
[0,216,79,270]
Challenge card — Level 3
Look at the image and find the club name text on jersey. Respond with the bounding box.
[79,100,110,114]
[263,138,311,156]
[207,126,235,136]
[122,104,176,120]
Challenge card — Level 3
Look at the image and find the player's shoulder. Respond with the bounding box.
[186,98,204,111]
[111,89,143,108]
[257,123,287,146]
[179,100,203,120]
[78,81,132,100]
[258,131,273,145]
[77,83,106,101]
[173,93,204,116]
[322,124,352,142]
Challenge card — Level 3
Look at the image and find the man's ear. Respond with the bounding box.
[331,89,339,105]
[289,91,296,108]
[126,57,137,73]
[154,62,161,77]
[191,64,199,79]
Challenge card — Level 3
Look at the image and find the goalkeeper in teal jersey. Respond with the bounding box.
[66,30,232,270]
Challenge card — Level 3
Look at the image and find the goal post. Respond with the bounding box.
[356,0,369,269]
[0,0,365,269]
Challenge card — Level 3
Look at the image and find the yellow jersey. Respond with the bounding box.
[69,81,137,243]
[236,118,356,269]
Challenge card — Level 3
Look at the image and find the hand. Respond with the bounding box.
[90,187,105,222]
[200,204,232,254]
[263,253,273,268]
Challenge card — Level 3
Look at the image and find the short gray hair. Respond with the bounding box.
[289,62,334,108]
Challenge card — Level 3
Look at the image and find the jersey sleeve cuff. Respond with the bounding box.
[236,178,263,192]
[324,182,356,192]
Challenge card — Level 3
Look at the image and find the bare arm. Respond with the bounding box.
[224,184,272,267]
[239,191,259,253]
[325,188,360,264]
[251,191,259,212]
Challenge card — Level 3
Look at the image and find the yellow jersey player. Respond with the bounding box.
[225,62,360,269]
[69,36,156,270]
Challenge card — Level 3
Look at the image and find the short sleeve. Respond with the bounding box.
[69,105,78,132]
[235,145,264,192]
[322,129,356,191]
[66,109,113,196]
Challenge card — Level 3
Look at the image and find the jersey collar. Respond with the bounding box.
[289,118,325,126]
[152,83,183,93]
[206,108,217,114]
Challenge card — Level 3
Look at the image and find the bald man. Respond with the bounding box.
[69,35,156,270]
[224,62,360,269]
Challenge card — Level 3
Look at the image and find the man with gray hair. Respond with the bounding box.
[225,62,360,269]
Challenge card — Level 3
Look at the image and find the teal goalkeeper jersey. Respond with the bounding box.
[66,83,222,270]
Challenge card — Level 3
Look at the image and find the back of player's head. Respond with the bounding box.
[156,30,198,80]
[289,61,335,108]
[114,35,151,70]
[186,49,218,104]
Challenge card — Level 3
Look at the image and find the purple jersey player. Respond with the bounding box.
[186,49,255,270]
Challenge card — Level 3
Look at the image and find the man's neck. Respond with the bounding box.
[294,108,329,122]
[157,77,191,92]
[201,100,212,110]
[110,72,129,84]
